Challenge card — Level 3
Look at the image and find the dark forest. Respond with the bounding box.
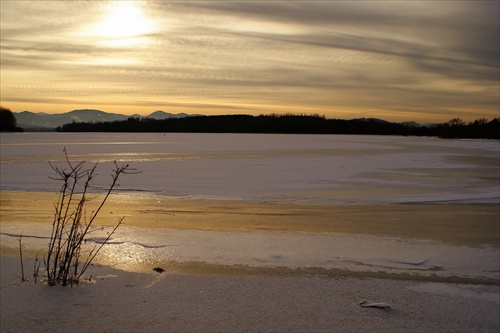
[56,114,499,139]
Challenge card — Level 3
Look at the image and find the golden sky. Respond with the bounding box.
[1,1,499,122]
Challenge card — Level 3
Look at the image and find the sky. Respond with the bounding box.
[1,1,499,123]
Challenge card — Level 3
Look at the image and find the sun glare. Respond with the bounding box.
[87,1,154,47]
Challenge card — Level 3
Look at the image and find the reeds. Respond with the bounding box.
[44,149,138,286]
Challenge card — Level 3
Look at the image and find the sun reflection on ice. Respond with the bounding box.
[100,242,148,272]
[94,234,176,273]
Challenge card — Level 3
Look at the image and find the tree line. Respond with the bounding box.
[56,113,499,139]
[0,106,23,132]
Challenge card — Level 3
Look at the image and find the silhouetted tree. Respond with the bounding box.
[0,106,23,132]
[447,118,466,126]
[471,118,488,126]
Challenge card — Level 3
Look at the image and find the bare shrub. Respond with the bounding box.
[45,149,139,286]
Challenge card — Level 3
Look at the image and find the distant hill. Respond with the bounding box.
[14,109,202,130]
[353,117,391,124]
[146,110,196,120]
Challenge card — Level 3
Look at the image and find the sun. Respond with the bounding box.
[87,1,154,47]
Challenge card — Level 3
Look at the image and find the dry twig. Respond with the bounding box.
[44,149,139,286]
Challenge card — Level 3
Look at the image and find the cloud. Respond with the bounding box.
[0,1,498,121]
[180,1,499,77]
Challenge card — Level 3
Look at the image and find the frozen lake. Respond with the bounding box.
[1,133,499,280]
[1,132,499,204]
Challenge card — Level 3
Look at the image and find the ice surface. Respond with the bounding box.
[1,132,499,204]
[1,133,499,279]
[1,221,498,280]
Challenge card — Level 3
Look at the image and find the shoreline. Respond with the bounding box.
[1,256,499,333]
[2,190,499,332]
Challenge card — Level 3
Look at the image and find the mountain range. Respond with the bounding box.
[14,109,202,130]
